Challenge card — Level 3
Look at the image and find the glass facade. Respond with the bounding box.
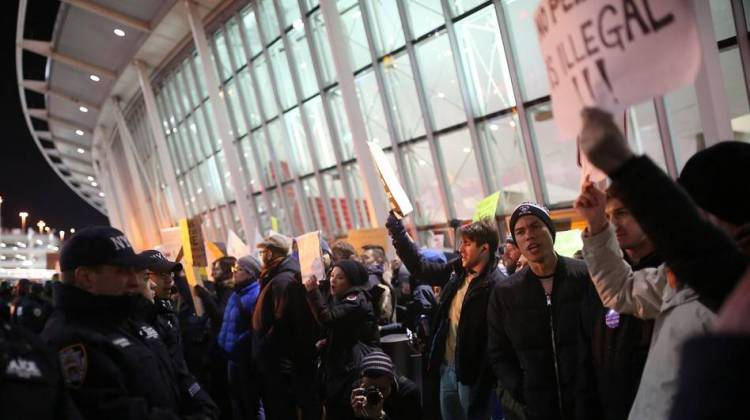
[119,0,750,245]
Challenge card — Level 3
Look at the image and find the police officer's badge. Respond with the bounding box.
[59,343,87,388]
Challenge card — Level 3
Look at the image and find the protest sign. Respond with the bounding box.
[473,191,501,222]
[535,0,701,138]
[179,217,206,316]
[347,227,390,255]
[367,142,414,218]
[226,229,249,258]
[296,231,325,283]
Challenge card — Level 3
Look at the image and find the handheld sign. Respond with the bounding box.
[367,142,414,218]
[226,229,249,258]
[179,216,207,316]
[296,231,325,283]
[535,0,701,138]
[473,191,501,222]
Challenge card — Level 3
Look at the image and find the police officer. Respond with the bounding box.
[304,259,379,420]
[41,226,217,420]
[1,319,82,419]
[13,282,53,334]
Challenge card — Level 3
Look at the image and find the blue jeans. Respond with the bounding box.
[440,363,491,420]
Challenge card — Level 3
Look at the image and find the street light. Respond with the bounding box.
[37,220,46,234]
[19,212,28,232]
[59,230,65,241]
[70,228,76,235]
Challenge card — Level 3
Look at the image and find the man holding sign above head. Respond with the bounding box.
[386,211,505,420]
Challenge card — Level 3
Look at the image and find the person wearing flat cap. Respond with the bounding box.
[487,203,594,420]
[350,349,422,420]
[41,226,218,420]
[252,233,321,420]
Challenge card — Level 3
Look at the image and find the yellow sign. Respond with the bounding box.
[473,191,501,222]
[179,217,207,316]
[271,216,279,233]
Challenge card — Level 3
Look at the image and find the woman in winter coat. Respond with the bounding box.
[303,259,379,420]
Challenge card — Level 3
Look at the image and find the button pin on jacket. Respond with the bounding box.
[605,309,620,329]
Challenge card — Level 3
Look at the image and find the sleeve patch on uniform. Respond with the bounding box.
[59,343,87,388]
[346,294,358,302]
[188,382,201,397]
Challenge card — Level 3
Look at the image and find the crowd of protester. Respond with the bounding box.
[1,107,748,420]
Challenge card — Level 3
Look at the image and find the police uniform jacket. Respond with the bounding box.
[1,320,82,420]
[42,283,217,420]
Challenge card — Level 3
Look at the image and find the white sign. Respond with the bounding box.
[367,142,414,218]
[535,0,701,138]
[296,231,325,283]
[226,229,249,258]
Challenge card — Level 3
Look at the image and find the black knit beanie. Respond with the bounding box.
[678,141,750,226]
[509,202,556,243]
[333,259,369,287]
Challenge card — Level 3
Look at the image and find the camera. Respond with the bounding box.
[364,385,382,406]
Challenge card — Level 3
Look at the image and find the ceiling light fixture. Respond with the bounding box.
[89,74,100,82]
[91,182,98,187]
[75,129,84,136]
[113,28,125,37]
[77,148,85,154]
[79,106,88,113]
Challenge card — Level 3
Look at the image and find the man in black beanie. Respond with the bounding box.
[487,202,594,420]
[350,349,422,420]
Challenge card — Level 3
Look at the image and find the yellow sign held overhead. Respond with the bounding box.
[179,217,207,316]
[473,191,501,222]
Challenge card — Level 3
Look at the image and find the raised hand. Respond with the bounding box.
[574,175,609,235]
[579,107,634,174]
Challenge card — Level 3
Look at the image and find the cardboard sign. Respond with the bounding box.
[296,231,325,283]
[367,142,413,218]
[178,217,207,316]
[535,0,701,138]
[347,227,389,255]
[157,227,182,261]
[226,229,249,258]
[473,191,501,222]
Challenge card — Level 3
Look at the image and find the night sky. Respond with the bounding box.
[0,1,108,233]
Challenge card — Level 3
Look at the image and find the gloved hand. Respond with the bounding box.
[579,107,634,174]
[385,211,405,237]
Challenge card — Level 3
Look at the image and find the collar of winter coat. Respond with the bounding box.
[260,255,300,286]
[661,283,701,312]
[53,283,138,321]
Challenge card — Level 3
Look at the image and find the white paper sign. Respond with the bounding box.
[535,0,701,138]
[296,231,325,283]
[367,142,414,218]
[226,229,249,258]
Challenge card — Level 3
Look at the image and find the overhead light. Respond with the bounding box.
[489,124,499,131]
[77,148,85,154]
[75,129,84,136]
[91,182,98,187]
[99,192,105,197]
[79,106,89,113]
[89,74,100,82]
[113,28,125,37]
[87,176,94,181]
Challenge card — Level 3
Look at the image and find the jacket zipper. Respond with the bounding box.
[546,292,565,419]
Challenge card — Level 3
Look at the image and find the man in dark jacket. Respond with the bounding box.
[13,282,53,333]
[576,187,662,420]
[1,318,82,420]
[386,212,504,420]
[488,203,592,420]
[41,226,217,420]
[350,349,422,420]
[253,233,320,420]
